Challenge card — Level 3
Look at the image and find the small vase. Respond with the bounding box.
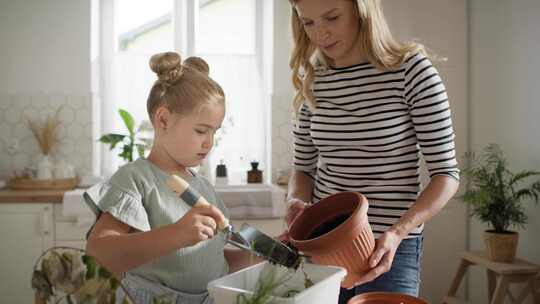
[348,292,428,304]
[36,154,53,180]
[289,191,375,288]
[247,161,262,183]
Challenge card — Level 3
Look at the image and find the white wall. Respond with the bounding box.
[0,0,93,177]
[0,0,90,95]
[469,0,540,302]
[270,1,295,182]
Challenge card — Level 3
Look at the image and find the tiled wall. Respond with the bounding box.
[270,93,294,182]
[0,94,93,179]
[0,92,293,183]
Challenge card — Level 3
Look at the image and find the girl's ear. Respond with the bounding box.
[154,106,171,131]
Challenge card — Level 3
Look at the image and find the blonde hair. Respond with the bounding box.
[289,0,425,114]
[147,52,224,122]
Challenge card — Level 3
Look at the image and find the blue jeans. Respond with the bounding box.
[338,237,423,304]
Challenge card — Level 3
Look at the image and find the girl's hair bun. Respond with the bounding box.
[149,52,183,85]
[183,56,210,76]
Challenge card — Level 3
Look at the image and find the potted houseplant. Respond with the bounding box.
[99,109,153,163]
[207,261,346,304]
[461,144,540,262]
[31,246,135,304]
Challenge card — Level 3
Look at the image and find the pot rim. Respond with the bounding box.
[484,230,519,235]
[288,191,369,252]
[349,291,428,304]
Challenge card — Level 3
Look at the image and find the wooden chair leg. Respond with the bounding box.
[506,288,518,304]
[514,279,533,304]
[487,269,497,302]
[529,275,540,304]
[491,276,510,304]
[447,259,471,297]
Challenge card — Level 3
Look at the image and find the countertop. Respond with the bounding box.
[0,183,289,205]
[0,188,67,203]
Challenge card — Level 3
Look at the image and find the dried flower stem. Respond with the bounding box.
[26,107,62,155]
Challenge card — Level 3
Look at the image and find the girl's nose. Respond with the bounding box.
[202,134,213,149]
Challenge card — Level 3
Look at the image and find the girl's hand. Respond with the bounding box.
[348,230,403,288]
[285,198,310,227]
[174,204,223,246]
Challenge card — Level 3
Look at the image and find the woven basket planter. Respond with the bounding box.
[484,230,519,263]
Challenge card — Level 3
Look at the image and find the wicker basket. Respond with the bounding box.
[8,177,79,191]
[484,230,519,262]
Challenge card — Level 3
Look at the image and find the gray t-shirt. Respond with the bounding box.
[84,158,229,294]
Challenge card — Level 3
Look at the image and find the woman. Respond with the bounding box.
[285,0,460,302]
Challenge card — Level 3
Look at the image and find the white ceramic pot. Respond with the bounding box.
[208,262,346,304]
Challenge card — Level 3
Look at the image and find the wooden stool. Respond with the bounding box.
[444,250,540,304]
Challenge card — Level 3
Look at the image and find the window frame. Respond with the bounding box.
[95,0,271,180]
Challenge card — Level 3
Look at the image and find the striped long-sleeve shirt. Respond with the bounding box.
[293,53,459,238]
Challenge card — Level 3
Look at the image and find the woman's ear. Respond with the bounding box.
[154,106,171,131]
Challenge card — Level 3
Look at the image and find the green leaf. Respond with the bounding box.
[119,109,135,136]
[82,255,97,280]
[119,145,133,162]
[99,134,126,150]
[509,171,540,186]
[136,144,146,158]
[98,266,112,279]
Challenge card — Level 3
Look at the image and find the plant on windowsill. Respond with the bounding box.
[99,109,153,163]
[460,143,540,262]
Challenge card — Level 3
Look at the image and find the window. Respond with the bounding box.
[96,0,270,183]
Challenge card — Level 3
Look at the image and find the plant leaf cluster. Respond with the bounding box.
[99,109,153,162]
[461,144,540,232]
[31,247,135,304]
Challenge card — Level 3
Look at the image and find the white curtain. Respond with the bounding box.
[100,53,157,177]
[201,54,266,183]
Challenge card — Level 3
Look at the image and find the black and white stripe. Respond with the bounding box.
[293,53,459,238]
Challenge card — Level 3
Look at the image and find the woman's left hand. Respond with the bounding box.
[349,229,403,288]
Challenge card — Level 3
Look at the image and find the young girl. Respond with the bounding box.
[84,52,253,304]
[285,0,460,303]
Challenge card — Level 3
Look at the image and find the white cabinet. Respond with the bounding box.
[0,203,54,304]
[53,203,92,250]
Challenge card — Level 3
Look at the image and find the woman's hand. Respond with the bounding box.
[174,204,222,247]
[285,198,310,227]
[349,229,403,288]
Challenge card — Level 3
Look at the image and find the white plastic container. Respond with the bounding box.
[208,262,346,304]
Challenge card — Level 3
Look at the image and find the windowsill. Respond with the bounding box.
[214,183,286,219]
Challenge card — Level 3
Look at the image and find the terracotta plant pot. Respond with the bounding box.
[484,230,519,262]
[348,292,428,304]
[288,192,375,288]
